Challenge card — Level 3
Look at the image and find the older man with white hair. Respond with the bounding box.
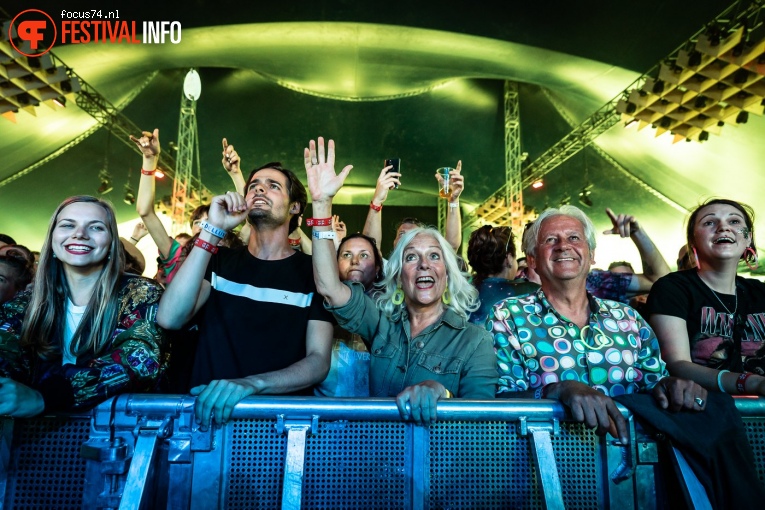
[487,205,706,443]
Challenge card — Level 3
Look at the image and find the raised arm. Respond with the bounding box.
[362,165,400,248]
[603,208,670,294]
[222,138,246,196]
[305,137,354,307]
[156,192,249,329]
[131,129,173,258]
[442,160,463,251]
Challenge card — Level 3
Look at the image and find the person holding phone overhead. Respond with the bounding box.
[363,159,464,255]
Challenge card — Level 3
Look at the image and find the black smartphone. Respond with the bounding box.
[384,158,401,189]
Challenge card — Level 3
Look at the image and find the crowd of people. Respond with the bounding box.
[1,132,764,501]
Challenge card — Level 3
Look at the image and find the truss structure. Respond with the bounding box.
[171,83,204,233]
[474,0,764,219]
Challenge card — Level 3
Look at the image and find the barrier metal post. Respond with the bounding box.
[519,416,565,510]
[276,414,318,510]
[0,418,14,505]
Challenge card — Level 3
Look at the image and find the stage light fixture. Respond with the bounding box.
[154,169,165,179]
[97,170,113,195]
[531,180,544,189]
[123,184,136,205]
[578,185,593,208]
[736,111,749,124]
[52,96,66,107]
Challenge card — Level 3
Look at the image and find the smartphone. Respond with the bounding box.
[384,158,401,189]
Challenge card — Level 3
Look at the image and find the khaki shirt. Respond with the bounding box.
[326,282,496,398]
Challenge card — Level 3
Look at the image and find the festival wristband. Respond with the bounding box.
[717,369,730,393]
[312,230,336,240]
[736,372,753,394]
[193,237,219,255]
[200,221,226,239]
[305,217,332,227]
[449,202,459,209]
[369,201,383,212]
[288,237,301,246]
[141,168,156,176]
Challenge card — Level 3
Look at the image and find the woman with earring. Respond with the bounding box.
[648,198,765,395]
[305,136,496,424]
[0,196,167,417]
[466,225,540,325]
[315,232,384,397]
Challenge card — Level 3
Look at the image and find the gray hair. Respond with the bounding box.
[377,227,479,320]
[522,205,597,258]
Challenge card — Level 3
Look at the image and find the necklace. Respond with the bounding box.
[708,286,738,321]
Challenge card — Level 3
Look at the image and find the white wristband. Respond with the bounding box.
[200,221,226,239]
[448,202,459,209]
[717,369,730,393]
[312,230,336,240]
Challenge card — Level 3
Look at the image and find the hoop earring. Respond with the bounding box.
[744,246,759,272]
[692,247,700,270]
[392,286,405,305]
[442,288,451,305]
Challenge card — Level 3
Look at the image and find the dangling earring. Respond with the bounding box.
[692,247,700,270]
[744,246,759,272]
[392,286,405,305]
[442,287,451,305]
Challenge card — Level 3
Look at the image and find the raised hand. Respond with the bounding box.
[333,215,347,241]
[207,191,249,232]
[221,138,241,175]
[448,160,464,200]
[373,165,401,205]
[603,208,640,238]
[129,128,160,159]
[304,137,353,203]
[131,222,149,242]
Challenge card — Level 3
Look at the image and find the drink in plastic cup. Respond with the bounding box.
[437,167,453,199]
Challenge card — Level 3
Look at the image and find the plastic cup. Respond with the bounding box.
[437,167,453,199]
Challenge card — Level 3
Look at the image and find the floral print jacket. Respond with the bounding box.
[0,275,167,412]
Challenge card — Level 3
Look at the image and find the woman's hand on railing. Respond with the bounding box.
[396,380,448,426]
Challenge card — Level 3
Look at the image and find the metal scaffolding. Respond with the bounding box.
[171,79,203,233]
[473,0,763,217]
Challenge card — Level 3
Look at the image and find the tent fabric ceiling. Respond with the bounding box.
[1,0,761,265]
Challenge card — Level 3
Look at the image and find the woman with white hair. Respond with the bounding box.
[0,196,167,417]
[305,137,496,425]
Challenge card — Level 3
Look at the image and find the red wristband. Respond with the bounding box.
[193,237,219,255]
[369,201,383,212]
[305,217,332,227]
[141,168,156,176]
[736,372,752,394]
[288,237,301,246]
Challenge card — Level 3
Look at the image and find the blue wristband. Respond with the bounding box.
[200,221,226,239]
[312,230,336,240]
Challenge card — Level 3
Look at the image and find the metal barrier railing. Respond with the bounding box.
[2,395,764,509]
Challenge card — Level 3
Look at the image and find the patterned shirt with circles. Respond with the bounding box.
[488,288,669,397]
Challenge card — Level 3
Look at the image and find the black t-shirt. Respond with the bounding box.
[188,246,333,393]
[647,269,765,368]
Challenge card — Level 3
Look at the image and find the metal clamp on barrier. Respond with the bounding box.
[276,414,319,510]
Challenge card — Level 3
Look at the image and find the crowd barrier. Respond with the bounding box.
[1,395,764,509]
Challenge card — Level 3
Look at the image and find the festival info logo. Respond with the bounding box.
[8,9,182,56]
[9,9,57,57]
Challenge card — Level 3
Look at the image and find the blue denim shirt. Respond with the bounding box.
[326,282,496,399]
